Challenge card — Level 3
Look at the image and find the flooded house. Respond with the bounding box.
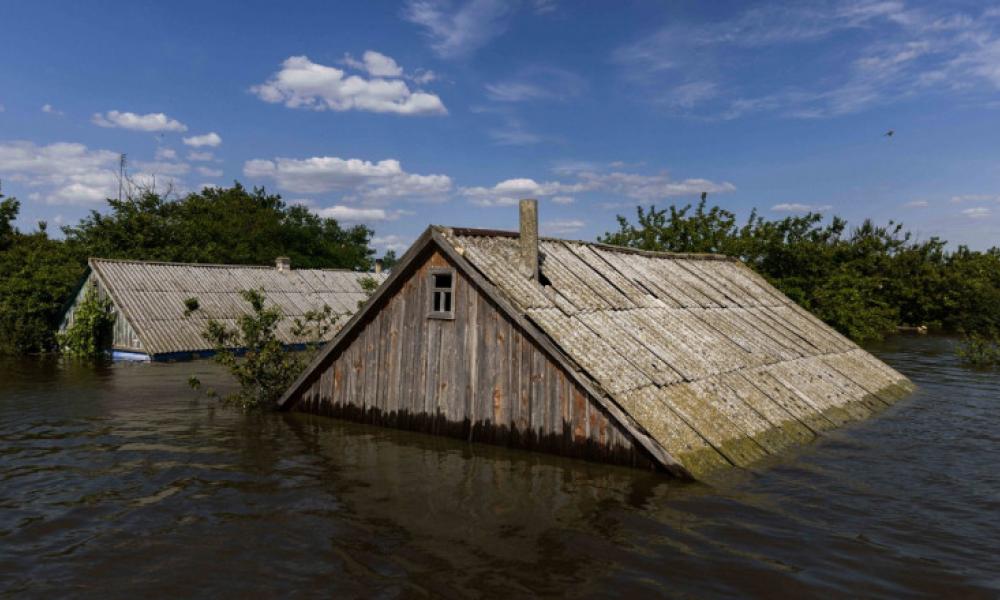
[59,257,387,361]
[280,200,914,479]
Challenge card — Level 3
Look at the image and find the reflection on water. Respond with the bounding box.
[1,336,998,597]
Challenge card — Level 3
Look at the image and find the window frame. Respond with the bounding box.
[427,267,456,320]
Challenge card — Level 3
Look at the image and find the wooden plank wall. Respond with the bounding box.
[294,249,656,470]
[59,273,143,351]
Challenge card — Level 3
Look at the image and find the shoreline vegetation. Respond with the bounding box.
[2,184,998,371]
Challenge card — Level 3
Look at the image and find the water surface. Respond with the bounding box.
[1,336,998,597]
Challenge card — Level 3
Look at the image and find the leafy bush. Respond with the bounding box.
[186,290,345,411]
[186,289,305,411]
[57,287,115,357]
[956,333,1000,368]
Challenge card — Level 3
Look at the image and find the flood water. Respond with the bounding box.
[1,336,998,598]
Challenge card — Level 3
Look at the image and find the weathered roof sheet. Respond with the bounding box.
[438,228,913,478]
[89,258,385,357]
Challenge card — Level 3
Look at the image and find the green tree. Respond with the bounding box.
[63,183,374,269]
[0,182,378,356]
[0,191,87,354]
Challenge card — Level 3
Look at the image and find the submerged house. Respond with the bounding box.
[279,200,913,479]
[60,257,386,360]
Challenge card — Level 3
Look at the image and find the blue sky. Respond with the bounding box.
[2,0,1000,254]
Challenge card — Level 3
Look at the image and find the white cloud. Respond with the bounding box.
[243,155,452,202]
[551,195,574,205]
[196,166,223,177]
[485,67,585,102]
[614,2,1000,119]
[41,104,64,116]
[0,140,120,205]
[463,170,735,206]
[182,132,222,147]
[343,50,403,78]
[488,124,545,146]
[542,219,585,235]
[661,81,719,109]
[0,140,196,205]
[251,55,447,116]
[187,151,215,162]
[903,199,929,208]
[155,147,177,160]
[313,204,409,223]
[950,194,999,203]
[91,110,187,132]
[961,207,992,219]
[403,0,513,58]
[771,203,833,212]
[372,234,410,252]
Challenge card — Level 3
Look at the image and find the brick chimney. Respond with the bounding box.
[275,256,291,272]
[519,198,538,281]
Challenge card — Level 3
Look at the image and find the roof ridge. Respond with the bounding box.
[437,226,738,262]
[88,257,367,272]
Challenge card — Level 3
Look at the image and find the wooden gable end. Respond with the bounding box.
[291,246,657,470]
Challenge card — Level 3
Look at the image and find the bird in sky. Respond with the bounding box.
[885,129,895,137]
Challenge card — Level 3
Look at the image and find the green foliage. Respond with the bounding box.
[62,183,375,269]
[187,290,342,411]
[187,289,304,411]
[291,303,343,348]
[380,249,398,270]
[0,189,87,354]
[183,297,200,317]
[57,287,115,357]
[357,275,380,309]
[955,333,1000,368]
[600,197,1000,342]
[0,182,375,356]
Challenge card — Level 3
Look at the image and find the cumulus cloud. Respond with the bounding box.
[403,0,513,58]
[463,169,735,206]
[314,205,406,222]
[41,104,64,116]
[342,50,403,78]
[0,140,186,205]
[187,151,215,162]
[771,203,833,212]
[243,155,452,202]
[182,132,222,147]
[251,55,447,116]
[91,110,188,132]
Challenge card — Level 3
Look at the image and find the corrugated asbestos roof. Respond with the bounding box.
[437,228,914,478]
[90,258,386,357]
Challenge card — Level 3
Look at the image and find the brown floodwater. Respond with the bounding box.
[1,336,998,598]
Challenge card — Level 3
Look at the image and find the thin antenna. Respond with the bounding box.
[118,153,127,201]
